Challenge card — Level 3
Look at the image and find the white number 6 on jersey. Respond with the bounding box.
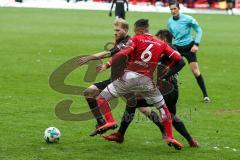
[141,44,153,62]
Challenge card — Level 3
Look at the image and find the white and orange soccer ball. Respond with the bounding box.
[44,127,61,143]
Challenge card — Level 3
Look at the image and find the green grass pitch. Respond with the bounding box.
[0,7,240,160]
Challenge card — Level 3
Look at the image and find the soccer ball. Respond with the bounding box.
[44,127,61,143]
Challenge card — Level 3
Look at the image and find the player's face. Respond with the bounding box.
[169,5,180,17]
[133,25,144,35]
[114,25,127,41]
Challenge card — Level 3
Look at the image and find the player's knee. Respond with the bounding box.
[83,88,99,98]
[192,70,200,77]
[191,66,200,76]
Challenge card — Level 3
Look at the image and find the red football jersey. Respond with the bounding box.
[111,33,181,79]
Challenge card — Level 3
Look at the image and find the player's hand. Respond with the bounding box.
[190,45,199,53]
[76,56,91,65]
[109,12,112,17]
[96,64,108,73]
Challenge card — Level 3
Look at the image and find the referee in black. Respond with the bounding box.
[109,0,129,19]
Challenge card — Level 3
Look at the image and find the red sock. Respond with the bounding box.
[97,97,115,123]
[160,106,173,139]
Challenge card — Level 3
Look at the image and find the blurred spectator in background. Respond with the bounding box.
[15,0,22,2]
[109,0,129,19]
[226,0,235,15]
[207,0,213,8]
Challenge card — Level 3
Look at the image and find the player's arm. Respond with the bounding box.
[109,0,116,16]
[161,58,185,79]
[190,17,202,52]
[96,61,111,73]
[96,47,131,73]
[108,37,135,67]
[107,47,132,68]
[161,45,185,79]
[191,17,202,46]
[77,51,111,65]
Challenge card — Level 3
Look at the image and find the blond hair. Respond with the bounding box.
[114,18,129,30]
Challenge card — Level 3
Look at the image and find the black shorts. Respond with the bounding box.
[174,41,197,63]
[93,79,112,90]
[136,98,153,107]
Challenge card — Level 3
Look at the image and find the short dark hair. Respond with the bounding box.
[134,19,149,29]
[169,1,180,9]
[155,29,173,44]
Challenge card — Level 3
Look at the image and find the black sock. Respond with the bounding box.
[118,106,136,136]
[172,115,192,142]
[147,111,165,135]
[196,74,208,97]
[86,98,105,125]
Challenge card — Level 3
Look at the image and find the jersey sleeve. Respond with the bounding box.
[110,47,119,56]
[190,17,202,44]
[110,36,131,56]
[167,19,171,32]
[163,44,182,68]
[125,37,137,50]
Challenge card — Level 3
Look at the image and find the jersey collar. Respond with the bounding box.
[173,13,181,21]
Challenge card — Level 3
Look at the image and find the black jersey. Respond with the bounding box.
[111,0,128,19]
[94,35,130,89]
[109,35,130,80]
[115,0,125,12]
[110,35,130,56]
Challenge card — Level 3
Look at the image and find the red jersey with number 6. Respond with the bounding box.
[111,33,181,79]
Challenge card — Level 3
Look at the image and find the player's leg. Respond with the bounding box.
[121,12,125,19]
[103,105,137,143]
[115,9,120,19]
[140,81,173,141]
[102,72,159,141]
[85,79,118,135]
[94,73,138,132]
[83,85,105,126]
[137,99,165,137]
[172,115,199,147]
[175,44,209,102]
[165,86,199,147]
[138,78,183,150]
[95,87,118,132]
[103,98,165,143]
[189,61,209,102]
[156,102,183,150]
[186,51,210,102]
